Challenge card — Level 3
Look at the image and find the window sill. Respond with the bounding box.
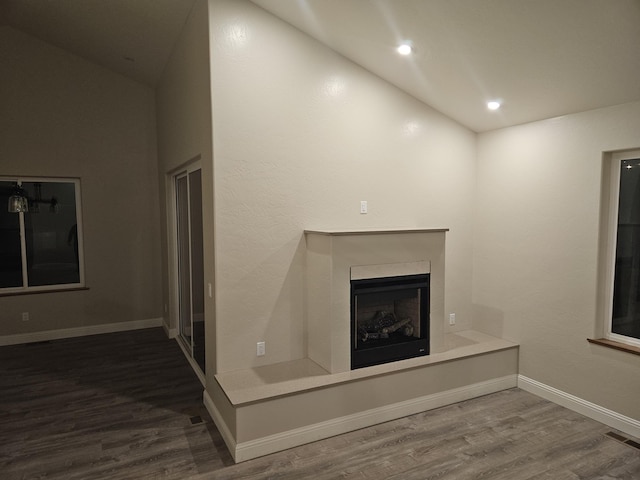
[0,287,89,298]
[587,338,640,357]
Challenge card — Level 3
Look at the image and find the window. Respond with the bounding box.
[605,151,640,347]
[0,178,84,293]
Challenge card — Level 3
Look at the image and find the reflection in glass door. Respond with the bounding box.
[175,167,205,373]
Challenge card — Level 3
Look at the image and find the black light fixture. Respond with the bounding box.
[8,183,28,213]
[7,182,59,214]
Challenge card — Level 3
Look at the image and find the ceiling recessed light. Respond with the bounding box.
[487,101,501,111]
[397,44,412,55]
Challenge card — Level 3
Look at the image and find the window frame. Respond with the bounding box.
[0,176,85,294]
[604,150,640,348]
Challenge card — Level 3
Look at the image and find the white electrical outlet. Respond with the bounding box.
[257,341,266,356]
[21,312,29,322]
[360,200,368,214]
[449,313,456,325]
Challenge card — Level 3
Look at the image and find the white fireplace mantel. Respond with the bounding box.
[305,228,448,374]
[304,228,449,236]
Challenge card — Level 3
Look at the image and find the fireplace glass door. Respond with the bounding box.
[351,274,429,369]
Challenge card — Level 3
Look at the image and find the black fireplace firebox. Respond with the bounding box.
[351,273,429,369]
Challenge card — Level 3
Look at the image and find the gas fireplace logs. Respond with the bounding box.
[358,311,414,342]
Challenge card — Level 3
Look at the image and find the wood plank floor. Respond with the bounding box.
[0,328,233,479]
[1,328,638,479]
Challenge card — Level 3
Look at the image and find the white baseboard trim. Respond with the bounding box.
[162,321,178,339]
[518,375,640,439]
[0,318,164,346]
[203,389,237,460]
[226,374,517,463]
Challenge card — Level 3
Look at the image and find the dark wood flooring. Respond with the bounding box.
[1,328,638,479]
[0,328,232,479]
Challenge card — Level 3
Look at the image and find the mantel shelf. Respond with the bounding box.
[304,228,449,236]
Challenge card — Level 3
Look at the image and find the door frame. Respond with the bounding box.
[167,156,205,384]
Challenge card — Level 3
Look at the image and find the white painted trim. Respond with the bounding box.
[168,158,203,356]
[350,261,430,280]
[518,375,640,439]
[231,374,517,463]
[1,177,86,293]
[203,389,237,460]
[604,150,640,347]
[162,320,178,339]
[0,318,163,346]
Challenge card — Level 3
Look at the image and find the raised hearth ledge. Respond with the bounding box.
[215,330,517,406]
[304,228,449,236]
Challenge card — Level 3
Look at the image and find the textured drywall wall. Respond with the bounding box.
[209,0,477,372]
[156,0,217,378]
[475,101,640,420]
[0,26,161,335]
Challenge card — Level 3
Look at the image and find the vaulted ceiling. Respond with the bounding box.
[0,0,196,87]
[2,0,640,132]
[252,0,640,132]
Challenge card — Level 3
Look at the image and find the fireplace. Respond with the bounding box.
[305,229,446,373]
[351,273,430,369]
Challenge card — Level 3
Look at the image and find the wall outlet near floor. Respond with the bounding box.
[257,341,266,356]
[360,200,368,214]
[449,313,456,326]
[21,312,29,322]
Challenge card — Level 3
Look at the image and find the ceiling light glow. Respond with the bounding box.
[323,76,346,98]
[397,44,412,55]
[487,101,501,111]
[402,120,420,137]
[225,22,250,48]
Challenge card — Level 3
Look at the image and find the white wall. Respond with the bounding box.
[156,0,217,378]
[475,101,640,420]
[0,26,161,335]
[209,0,477,372]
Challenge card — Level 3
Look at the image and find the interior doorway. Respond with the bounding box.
[174,164,205,374]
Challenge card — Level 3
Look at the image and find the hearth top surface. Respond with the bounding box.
[215,330,517,406]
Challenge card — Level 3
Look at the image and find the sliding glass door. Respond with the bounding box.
[175,166,205,373]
